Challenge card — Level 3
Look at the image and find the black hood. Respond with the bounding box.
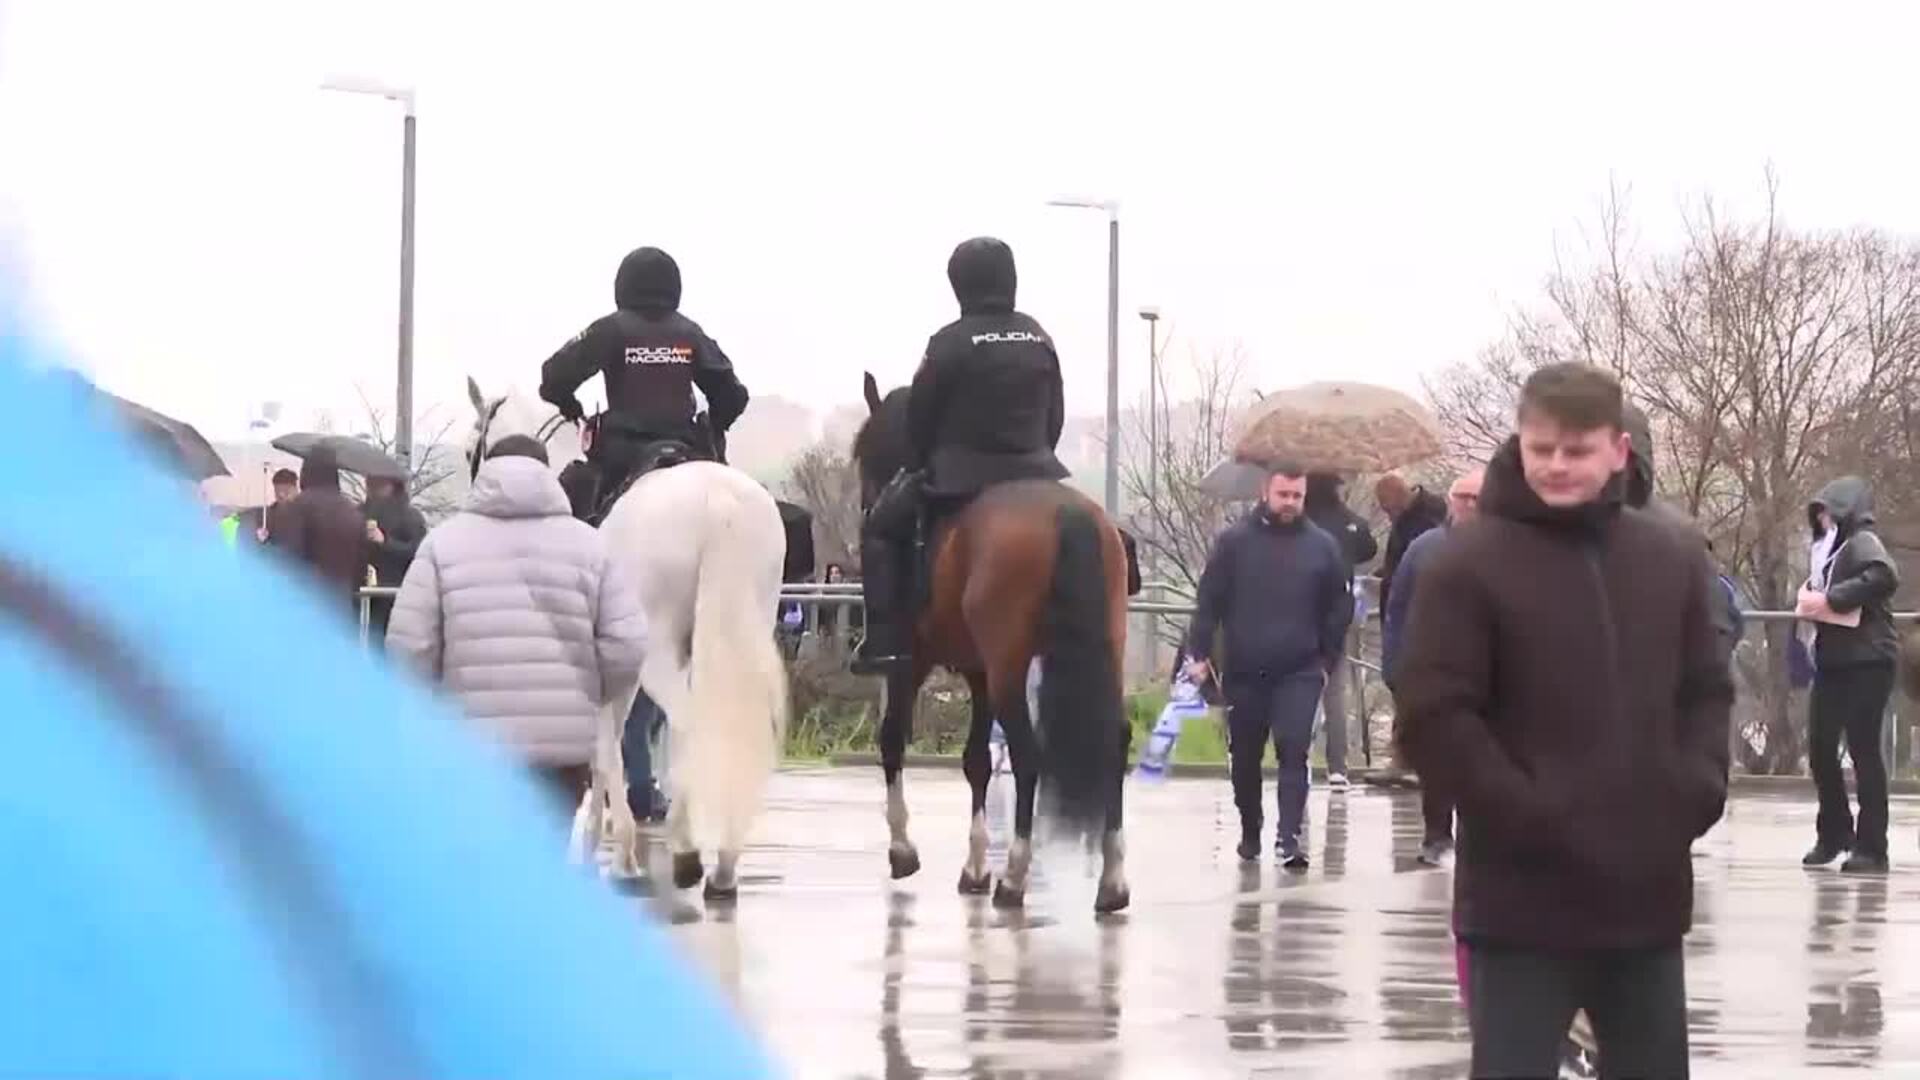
[300,451,341,492]
[614,247,682,314]
[1811,475,1875,535]
[1622,403,1656,509]
[947,238,1016,315]
[1479,436,1621,534]
[1304,472,1345,511]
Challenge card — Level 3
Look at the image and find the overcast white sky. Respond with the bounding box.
[5,0,1919,439]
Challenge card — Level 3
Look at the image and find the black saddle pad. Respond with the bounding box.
[577,439,700,527]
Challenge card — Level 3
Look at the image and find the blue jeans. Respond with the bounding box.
[623,689,666,820]
[1225,670,1327,848]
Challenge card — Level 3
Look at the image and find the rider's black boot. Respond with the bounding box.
[850,536,909,675]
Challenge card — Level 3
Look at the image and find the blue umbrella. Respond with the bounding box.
[0,304,777,1076]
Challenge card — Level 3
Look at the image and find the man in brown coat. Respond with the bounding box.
[274,452,371,618]
[1395,363,1732,1078]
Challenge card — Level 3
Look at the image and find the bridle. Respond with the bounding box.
[469,397,575,481]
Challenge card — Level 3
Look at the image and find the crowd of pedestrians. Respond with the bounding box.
[1185,362,1906,1076]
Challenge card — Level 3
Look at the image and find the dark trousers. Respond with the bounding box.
[1225,670,1325,847]
[623,689,666,820]
[1465,941,1688,1078]
[1422,783,1454,845]
[1810,662,1895,857]
[367,595,394,642]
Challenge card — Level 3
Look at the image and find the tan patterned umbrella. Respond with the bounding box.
[1231,381,1442,475]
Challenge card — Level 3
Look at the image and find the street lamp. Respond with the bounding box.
[1138,305,1162,672]
[321,76,418,473]
[1045,196,1120,517]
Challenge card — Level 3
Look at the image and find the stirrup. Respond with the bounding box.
[850,639,908,675]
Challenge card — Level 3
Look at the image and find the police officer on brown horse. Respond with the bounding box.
[851,237,1069,674]
[539,246,751,522]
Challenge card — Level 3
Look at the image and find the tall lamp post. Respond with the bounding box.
[321,76,417,473]
[1138,305,1162,672]
[1045,196,1120,517]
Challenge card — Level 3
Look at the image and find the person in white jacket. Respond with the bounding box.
[387,435,647,813]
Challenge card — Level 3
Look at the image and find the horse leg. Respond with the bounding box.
[704,850,740,904]
[1096,721,1132,914]
[637,616,701,888]
[601,685,644,879]
[881,660,929,880]
[958,670,994,895]
[956,672,998,891]
[991,661,1041,910]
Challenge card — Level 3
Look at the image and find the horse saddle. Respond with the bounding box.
[903,491,1144,610]
[567,433,701,527]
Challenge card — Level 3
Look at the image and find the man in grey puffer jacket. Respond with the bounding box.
[387,436,647,813]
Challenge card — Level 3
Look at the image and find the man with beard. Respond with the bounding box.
[1185,463,1353,869]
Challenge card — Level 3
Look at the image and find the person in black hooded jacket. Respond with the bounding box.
[1302,472,1375,783]
[539,247,751,518]
[850,237,1069,674]
[1800,474,1901,873]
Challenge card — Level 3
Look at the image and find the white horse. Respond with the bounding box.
[461,378,789,901]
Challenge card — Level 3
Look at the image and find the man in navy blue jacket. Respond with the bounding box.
[1382,465,1484,867]
[1185,463,1353,867]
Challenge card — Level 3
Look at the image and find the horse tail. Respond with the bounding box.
[1036,501,1124,838]
[677,476,790,853]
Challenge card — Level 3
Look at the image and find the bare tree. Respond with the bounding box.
[782,440,862,571]
[1425,173,1920,773]
[352,386,461,519]
[1118,343,1260,610]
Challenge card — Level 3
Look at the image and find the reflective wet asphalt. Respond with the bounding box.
[642,767,1920,1078]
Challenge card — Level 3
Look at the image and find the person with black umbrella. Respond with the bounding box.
[272,450,371,617]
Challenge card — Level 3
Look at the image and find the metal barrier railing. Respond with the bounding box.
[358,579,1918,777]
[356,582,1920,639]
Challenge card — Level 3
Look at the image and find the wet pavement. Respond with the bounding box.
[644,767,1920,1078]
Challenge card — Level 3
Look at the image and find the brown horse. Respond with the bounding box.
[852,373,1132,914]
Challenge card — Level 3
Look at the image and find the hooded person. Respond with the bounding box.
[1394,363,1732,1077]
[385,435,647,812]
[1301,472,1376,785]
[538,247,751,522]
[849,237,1069,674]
[1800,474,1901,873]
[273,451,371,615]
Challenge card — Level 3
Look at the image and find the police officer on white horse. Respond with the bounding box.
[540,246,751,522]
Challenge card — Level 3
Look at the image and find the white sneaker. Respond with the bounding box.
[1326,772,1351,789]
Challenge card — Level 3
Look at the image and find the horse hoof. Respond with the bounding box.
[1094,885,1132,914]
[703,880,739,904]
[957,871,992,895]
[991,881,1025,909]
[671,852,705,890]
[889,847,922,880]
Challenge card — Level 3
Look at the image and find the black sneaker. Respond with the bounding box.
[1277,840,1309,871]
[1841,851,1890,875]
[1417,839,1454,868]
[1803,842,1850,868]
[1236,825,1260,862]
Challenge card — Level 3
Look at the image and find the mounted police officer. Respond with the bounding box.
[540,246,751,521]
[850,237,1068,674]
